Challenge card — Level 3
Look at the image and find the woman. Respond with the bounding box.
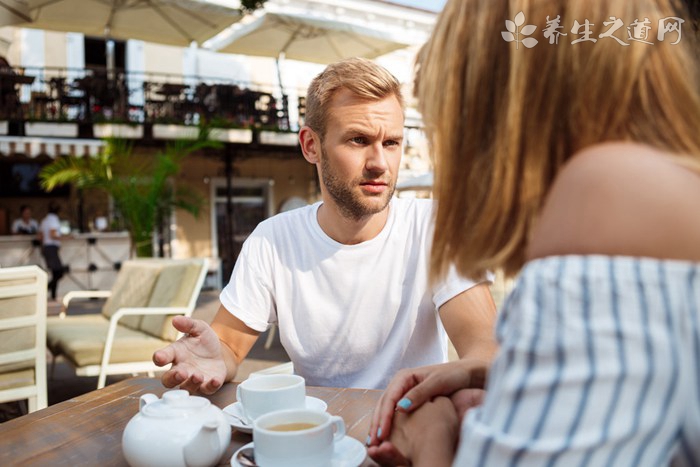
[11,205,38,235]
[367,0,700,465]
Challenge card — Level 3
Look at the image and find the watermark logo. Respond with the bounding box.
[502,12,685,47]
[502,11,539,49]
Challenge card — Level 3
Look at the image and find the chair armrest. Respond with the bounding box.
[97,306,191,388]
[111,307,190,319]
[60,290,112,318]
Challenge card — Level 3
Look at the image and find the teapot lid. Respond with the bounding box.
[142,390,210,418]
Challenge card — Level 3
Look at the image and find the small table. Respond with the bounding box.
[0,377,381,466]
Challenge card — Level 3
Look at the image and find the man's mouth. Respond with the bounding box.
[360,180,389,194]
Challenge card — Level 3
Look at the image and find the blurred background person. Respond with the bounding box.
[40,202,65,301]
[11,204,38,235]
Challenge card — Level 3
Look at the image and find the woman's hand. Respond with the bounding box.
[368,359,488,446]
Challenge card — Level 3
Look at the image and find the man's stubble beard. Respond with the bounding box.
[319,145,396,221]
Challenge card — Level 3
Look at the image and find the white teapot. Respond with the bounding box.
[122,389,231,467]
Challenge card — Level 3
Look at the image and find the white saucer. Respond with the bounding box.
[223,396,328,434]
[230,436,366,467]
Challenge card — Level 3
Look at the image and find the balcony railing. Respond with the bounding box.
[0,65,306,136]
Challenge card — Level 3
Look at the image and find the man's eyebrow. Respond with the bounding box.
[341,128,404,139]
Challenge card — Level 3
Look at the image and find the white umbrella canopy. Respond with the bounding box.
[209,9,421,64]
[0,0,30,26]
[21,0,242,46]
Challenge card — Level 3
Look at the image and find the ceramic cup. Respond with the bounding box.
[236,374,306,422]
[253,408,345,467]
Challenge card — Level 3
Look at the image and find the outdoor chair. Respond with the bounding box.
[0,265,48,413]
[47,257,208,389]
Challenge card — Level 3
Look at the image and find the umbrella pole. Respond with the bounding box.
[275,55,289,130]
[106,39,115,79]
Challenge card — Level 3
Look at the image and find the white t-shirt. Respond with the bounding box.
[40,213,61,247]
[11,218,39,234]
[220,198,486,389]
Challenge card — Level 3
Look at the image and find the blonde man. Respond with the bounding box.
[154,58,498,392]
[368,0,700,465]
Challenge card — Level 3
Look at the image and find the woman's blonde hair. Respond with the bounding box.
[417,0,700,281]
[305,57,404,138]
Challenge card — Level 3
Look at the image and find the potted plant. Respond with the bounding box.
[38,131,220,257]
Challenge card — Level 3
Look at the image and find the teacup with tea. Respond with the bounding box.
[253,408,346,467]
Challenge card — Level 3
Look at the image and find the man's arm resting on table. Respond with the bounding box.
[210,304,261,381]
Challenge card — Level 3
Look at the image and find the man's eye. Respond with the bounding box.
[351,137,366,144]
[384,140,400,147]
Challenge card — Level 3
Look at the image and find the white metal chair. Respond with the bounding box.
[0,265,48,413]
[47,258,208,389]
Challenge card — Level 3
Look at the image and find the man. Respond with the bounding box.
[39,202,64,301]
[154,58,497,393]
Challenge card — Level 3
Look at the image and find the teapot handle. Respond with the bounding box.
[139,393,159,412]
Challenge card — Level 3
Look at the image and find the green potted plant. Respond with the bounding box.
[39,131,220,257]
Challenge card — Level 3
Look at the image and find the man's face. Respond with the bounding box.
[317,88,404,221]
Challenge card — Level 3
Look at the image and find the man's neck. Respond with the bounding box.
[316,201,391,245]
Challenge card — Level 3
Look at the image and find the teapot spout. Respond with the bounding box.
[183,421,222,467]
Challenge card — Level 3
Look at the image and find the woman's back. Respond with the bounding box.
[528,142,700,263]
[455,143,700,465]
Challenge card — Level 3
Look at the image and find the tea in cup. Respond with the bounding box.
[253,409,346,467]
[236,374,306,422]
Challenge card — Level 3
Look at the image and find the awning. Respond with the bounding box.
[0,136,104,158]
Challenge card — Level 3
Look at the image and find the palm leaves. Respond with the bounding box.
[40,133,220,257]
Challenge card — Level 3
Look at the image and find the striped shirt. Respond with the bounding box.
[455,255,700,467]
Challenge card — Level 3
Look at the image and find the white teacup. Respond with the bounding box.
[253,409,346,467]
[236,374,306,422]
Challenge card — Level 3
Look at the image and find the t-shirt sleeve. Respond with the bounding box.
[432,264,494,309]
[219,232,276,333]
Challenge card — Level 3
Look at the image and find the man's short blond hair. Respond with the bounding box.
[305,57,404,138]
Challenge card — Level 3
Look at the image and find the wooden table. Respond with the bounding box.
[0,377,381,466]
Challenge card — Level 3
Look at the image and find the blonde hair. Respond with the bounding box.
[417,0,700,281]
[305,57,404,138]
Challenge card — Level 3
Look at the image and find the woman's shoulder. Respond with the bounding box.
[527,142,700,262]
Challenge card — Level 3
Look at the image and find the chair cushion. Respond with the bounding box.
[140,260,203,341]
[0,368,34,391]
[47,315,169,367]
[0,274,41,373]
[0,326,35,373]
[101,261,164,329]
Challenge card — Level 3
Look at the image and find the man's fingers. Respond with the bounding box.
[153,345,175,366]
[367,441,410,466]
[160,368,187,388]
[171,316,210,336]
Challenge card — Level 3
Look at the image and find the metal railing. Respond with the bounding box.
[0,65,307,133]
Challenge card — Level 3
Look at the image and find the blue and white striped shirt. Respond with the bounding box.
[455,255,700,466]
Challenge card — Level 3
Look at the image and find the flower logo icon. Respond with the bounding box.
[502,11,539,48]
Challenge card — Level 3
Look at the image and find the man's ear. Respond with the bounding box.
[299,126,321,164]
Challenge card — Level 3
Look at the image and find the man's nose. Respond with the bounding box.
[365,144,389,173]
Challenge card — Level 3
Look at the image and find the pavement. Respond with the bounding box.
[1,290,290,423]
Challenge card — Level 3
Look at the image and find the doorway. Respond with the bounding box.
[211,178,274,286]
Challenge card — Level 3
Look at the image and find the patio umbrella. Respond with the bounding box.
[207,9,420,64]
[21,0,242,47]
[0,0,30,26]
